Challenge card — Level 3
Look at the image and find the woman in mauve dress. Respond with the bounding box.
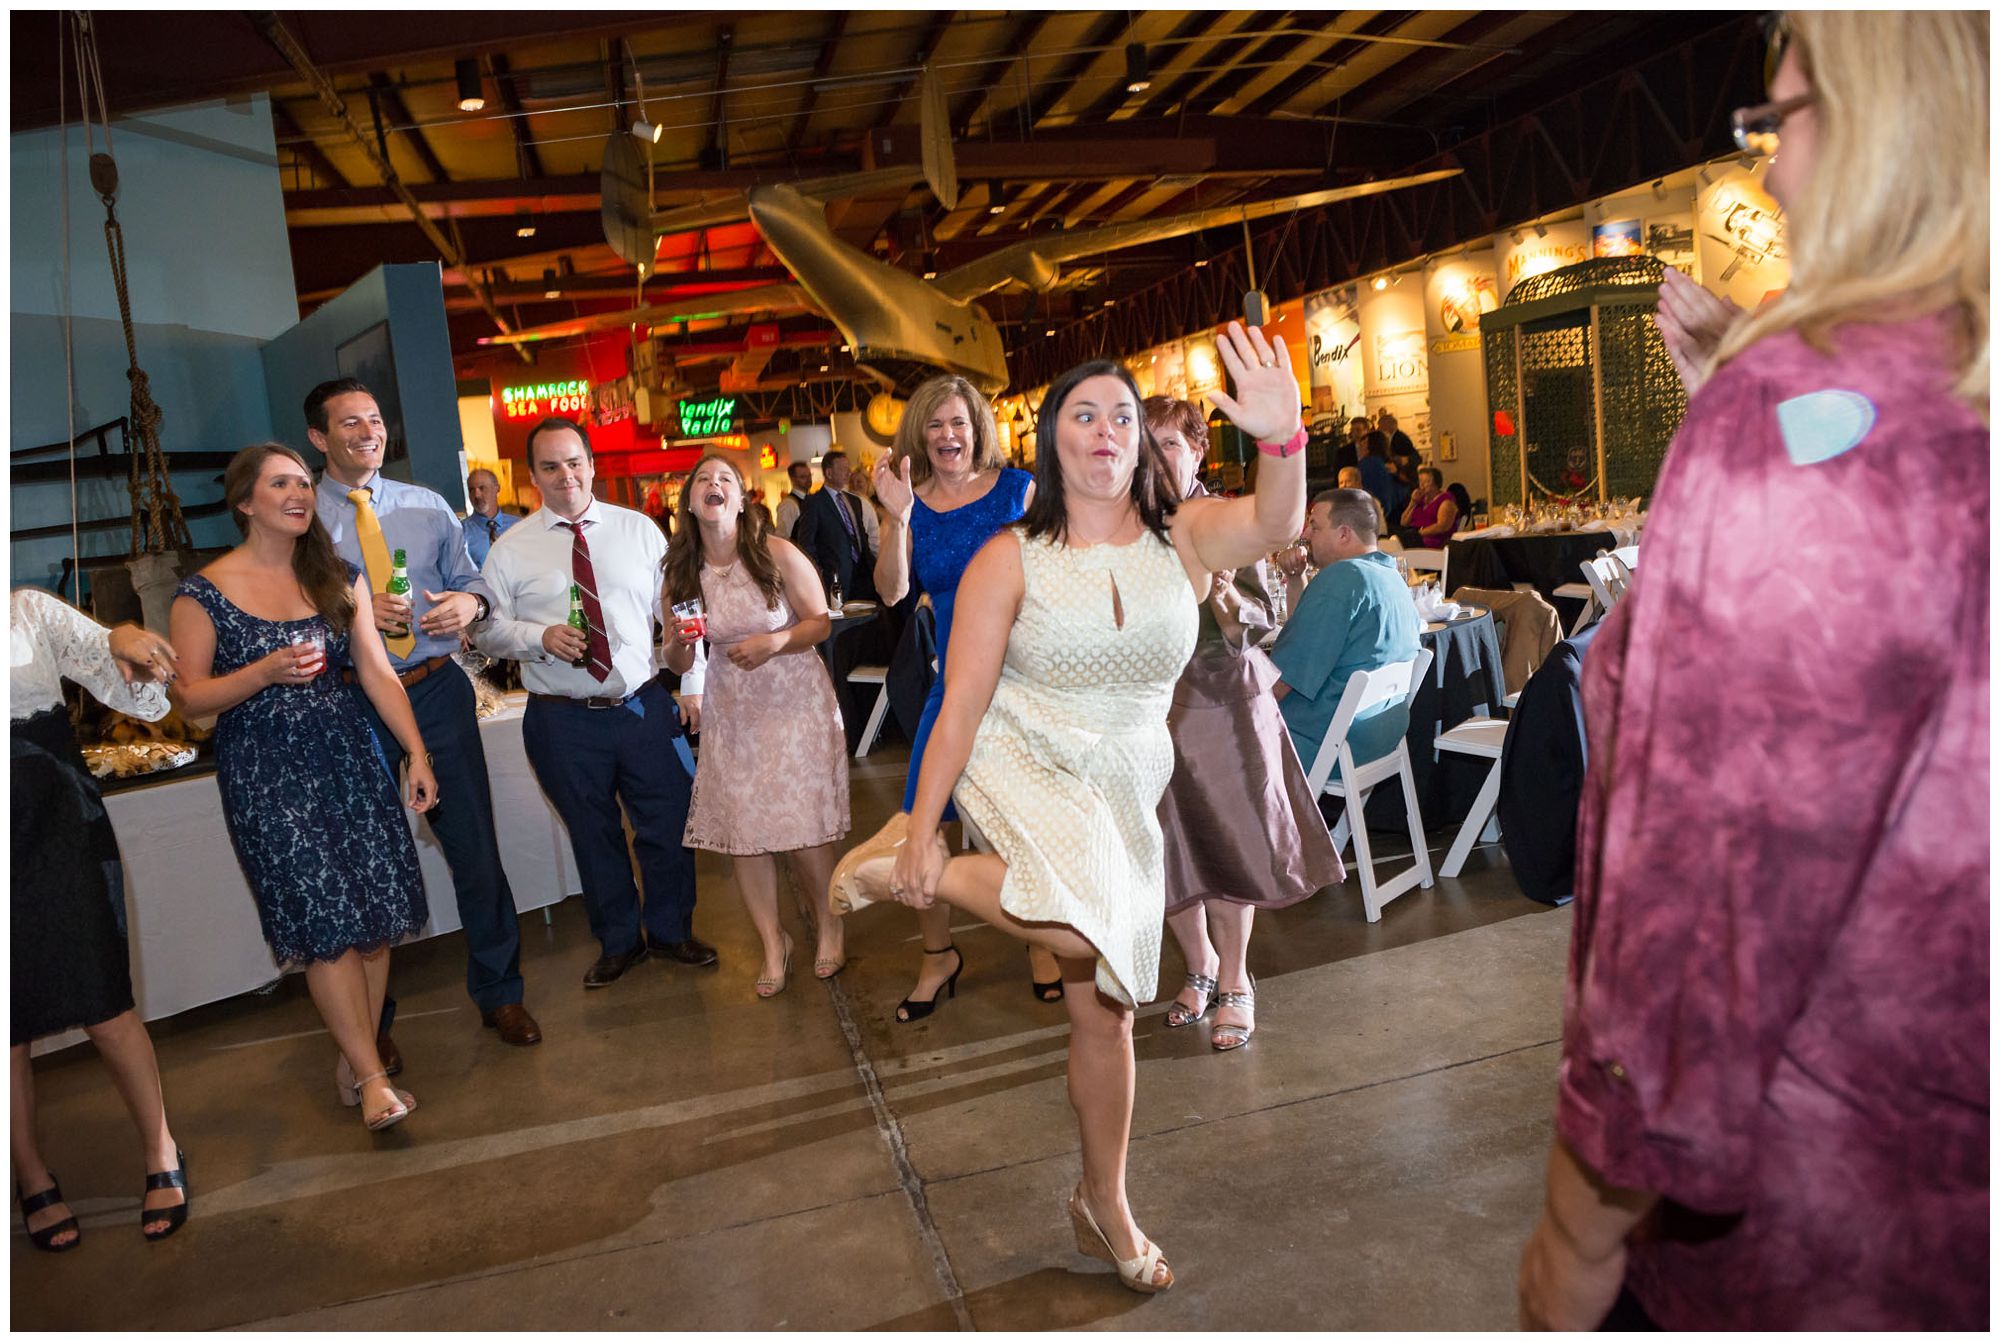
[1144,396,1342,1052]
[1517,12,1988,1330]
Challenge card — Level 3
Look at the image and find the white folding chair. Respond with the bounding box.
[1561,554,1629,637]
[1435,717,1510,877]
[846,664,891,758]
[1610,544,1639,573]
[1400,548,1448,576]
[1301,648,1435,922]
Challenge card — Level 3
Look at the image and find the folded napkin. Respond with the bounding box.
[1454,524,1516,541]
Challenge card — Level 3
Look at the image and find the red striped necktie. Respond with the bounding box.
[559,520,613,683]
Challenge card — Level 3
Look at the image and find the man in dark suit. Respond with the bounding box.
[791,449,875,602]
[1380,410,1421,475]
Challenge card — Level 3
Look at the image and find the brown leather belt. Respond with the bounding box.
[340,653,454,691]
[526,674,661,711]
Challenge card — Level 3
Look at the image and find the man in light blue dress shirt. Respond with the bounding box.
[462,467,520,568]
[307,377,542,1053]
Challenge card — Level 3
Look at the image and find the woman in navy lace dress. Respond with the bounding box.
[171,444,436,1132]
[834,376,1047,1021]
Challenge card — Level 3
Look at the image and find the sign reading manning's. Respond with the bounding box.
[500,380,590,420]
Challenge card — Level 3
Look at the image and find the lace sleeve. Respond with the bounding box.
[16,589,172,722]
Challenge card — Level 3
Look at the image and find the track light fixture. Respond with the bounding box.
[921,251,939,280]
[1534,221,1549,238]
[542,267,559,300]
[987,181,1006,215]
[455,59,485,112]
[1371,275,1389,291]
[1510,229,1523,244]
[632,118,663,143]
[515,209,537,239]
[1124,43,1152,94]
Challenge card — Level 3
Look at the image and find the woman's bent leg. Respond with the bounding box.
[1164,904,1220,1022]
[304,952,397,1117]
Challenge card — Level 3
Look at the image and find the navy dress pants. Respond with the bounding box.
[520,679,698,957]
[361,663,525,1029]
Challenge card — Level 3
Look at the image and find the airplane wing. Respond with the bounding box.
[650,166,928,236]
[477,283,813,347]
[930,168,1463,303]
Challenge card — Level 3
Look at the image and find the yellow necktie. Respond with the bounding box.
[349,489,415,657]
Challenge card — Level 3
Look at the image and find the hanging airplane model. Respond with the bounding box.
[483,76,1459,397]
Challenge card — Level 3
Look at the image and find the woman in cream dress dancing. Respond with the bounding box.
[832,321,1307,1292]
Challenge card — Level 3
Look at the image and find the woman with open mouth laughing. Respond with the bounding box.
[664,453,850,998]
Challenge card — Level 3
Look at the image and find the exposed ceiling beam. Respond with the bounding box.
[1072,11,1221,125]
[951,11,1062,140]
[786,11,853,156]
[487,52,545,179]
[1022,13,1130,130]
[269,98,351,191]
[252,11,525,359]
[366,72,450,184]
[877,10,957,130]
[705,25,734,167]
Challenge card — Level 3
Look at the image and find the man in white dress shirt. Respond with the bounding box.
[774,460,812,539]
[476,417,715,987]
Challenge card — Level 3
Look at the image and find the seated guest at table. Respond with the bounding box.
[1519,11,1987,1331]
[476,417,715,989]
[307,379,542,1055]
[666,455,850,996]
[1398,467,1460,549]
[1269,489,1421,772]
[775,460,813,540]
[851,373,1061,1019]
[791,449,876,604]
[1354,431,1404,527]
[1145,396,1343,1052]
[1337,466,1389,535]
[462,467,520,568]
[12,590,189,1248]
[171,444,436,1133]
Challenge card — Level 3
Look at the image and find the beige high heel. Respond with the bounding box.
[352,1071,418,1131]
[829,812,949,915]
[1068,1185,1173,1293]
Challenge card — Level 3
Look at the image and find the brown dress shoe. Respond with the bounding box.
[375,1029,404,1077]
[480,1003,543,1046]
[583,944,649,988]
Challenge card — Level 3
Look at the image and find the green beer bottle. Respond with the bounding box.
[566,582,590,667]
[385,548,412,636]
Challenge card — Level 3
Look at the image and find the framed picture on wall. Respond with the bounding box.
[335,322,408,465]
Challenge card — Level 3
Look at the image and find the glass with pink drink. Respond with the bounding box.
[671,598,707,643]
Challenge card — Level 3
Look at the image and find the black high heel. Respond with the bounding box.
[896,945,964,1023]
[17,1176,81,1253]
[140,1148,189,1242]
[1029,946,1065,1003]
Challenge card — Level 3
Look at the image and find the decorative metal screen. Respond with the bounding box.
[1480,255,1687,504]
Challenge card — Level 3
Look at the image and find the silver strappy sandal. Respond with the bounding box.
[1164,972,1218,1028]
[1211,977,1256,1051]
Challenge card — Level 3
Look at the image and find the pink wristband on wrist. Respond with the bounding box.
[1257,427,1308,458]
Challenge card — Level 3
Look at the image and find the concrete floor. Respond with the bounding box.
[11,743,1570,1330]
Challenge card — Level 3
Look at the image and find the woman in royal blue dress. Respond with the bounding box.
[840,375,1059,1020]
[170,444,437,1133]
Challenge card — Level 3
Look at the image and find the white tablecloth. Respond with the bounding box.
[44,694,579,1050]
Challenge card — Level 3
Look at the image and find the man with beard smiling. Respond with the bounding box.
[306,377,544,1053]
[475,416,715,988]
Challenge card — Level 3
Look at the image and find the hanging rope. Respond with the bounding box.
[70,12,191,556]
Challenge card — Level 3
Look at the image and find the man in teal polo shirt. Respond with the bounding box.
[1270,487,1422,772]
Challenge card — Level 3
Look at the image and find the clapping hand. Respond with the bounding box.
[873,455,916,525]
[417,589,480,636]
[1210,320,1303,445]
[1655,267,1743,396]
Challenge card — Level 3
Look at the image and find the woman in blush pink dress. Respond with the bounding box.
[666,454,850,999]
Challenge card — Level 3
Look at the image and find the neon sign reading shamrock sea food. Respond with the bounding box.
[499,380,590,420]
